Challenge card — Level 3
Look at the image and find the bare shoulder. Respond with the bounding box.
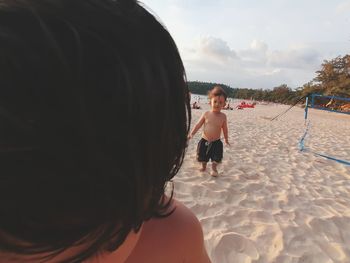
[219,112,227,121]
[126,199,211,263]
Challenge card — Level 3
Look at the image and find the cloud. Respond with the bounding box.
[336,1,350,13]
[262,68,282,76]
[237,40,321,69]
[250,39,268,52]
[268,47,321,69]
[238,40,269,66]
[197,36,238,63]
[183,37,322,89]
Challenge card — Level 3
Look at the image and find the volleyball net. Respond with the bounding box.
[300,93,350,166]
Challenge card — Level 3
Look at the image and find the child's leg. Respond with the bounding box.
[209,140,223,177]
[199,162,207,172]
[211,162,219,177]
[197,138,209,172]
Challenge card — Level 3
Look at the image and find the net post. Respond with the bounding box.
[304,96,309,125]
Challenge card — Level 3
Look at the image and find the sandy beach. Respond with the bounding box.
[173,101,350,263]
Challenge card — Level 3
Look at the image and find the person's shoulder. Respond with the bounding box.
[220,111,227,119]
[202,111,210,118]
[166,200,204,239]
[148,200,205,248]
[130,199,210,263]
[161,200,211,262]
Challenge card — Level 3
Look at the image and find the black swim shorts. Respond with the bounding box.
[196,138,223,163]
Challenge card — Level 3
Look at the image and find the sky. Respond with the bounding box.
[141,0,350,90]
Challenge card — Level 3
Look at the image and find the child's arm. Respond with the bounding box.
[188,113,206,139]
[222,115,230,146]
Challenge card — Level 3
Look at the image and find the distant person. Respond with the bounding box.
[188,86,230,177]
[192,101,201,109]
[0,0,211,262]
[223,102,233,110]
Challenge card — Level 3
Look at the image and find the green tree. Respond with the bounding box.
[313,55,350,97]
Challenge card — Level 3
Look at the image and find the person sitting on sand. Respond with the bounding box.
[188,86,230,177]
[223,102,233,110]
[0,0,211,262]
[192,101,201,109]
[340,103,350,112]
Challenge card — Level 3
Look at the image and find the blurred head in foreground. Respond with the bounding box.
[0,0,190,261]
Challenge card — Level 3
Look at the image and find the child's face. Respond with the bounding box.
[210,96,226,112]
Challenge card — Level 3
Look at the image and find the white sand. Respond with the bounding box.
[174,102,350,263]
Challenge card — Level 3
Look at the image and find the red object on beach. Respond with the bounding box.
[236,101,255,109]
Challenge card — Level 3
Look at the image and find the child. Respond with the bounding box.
[188,86,230,177]
[0,0,211,262]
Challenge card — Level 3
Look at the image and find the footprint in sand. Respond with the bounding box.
[213,233,259,263]
[240,173,260,180]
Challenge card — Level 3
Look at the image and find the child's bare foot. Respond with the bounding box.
[210,170,219,177]
[199,167,206,172]
[199,162,207,172]
[211,162,219,177]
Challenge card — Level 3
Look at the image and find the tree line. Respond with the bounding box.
[188,54,350,105]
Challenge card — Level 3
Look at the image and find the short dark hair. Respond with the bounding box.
[208,86,227,100]
[0,0,190,262]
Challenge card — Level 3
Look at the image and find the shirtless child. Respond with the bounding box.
[188,86,230,177]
